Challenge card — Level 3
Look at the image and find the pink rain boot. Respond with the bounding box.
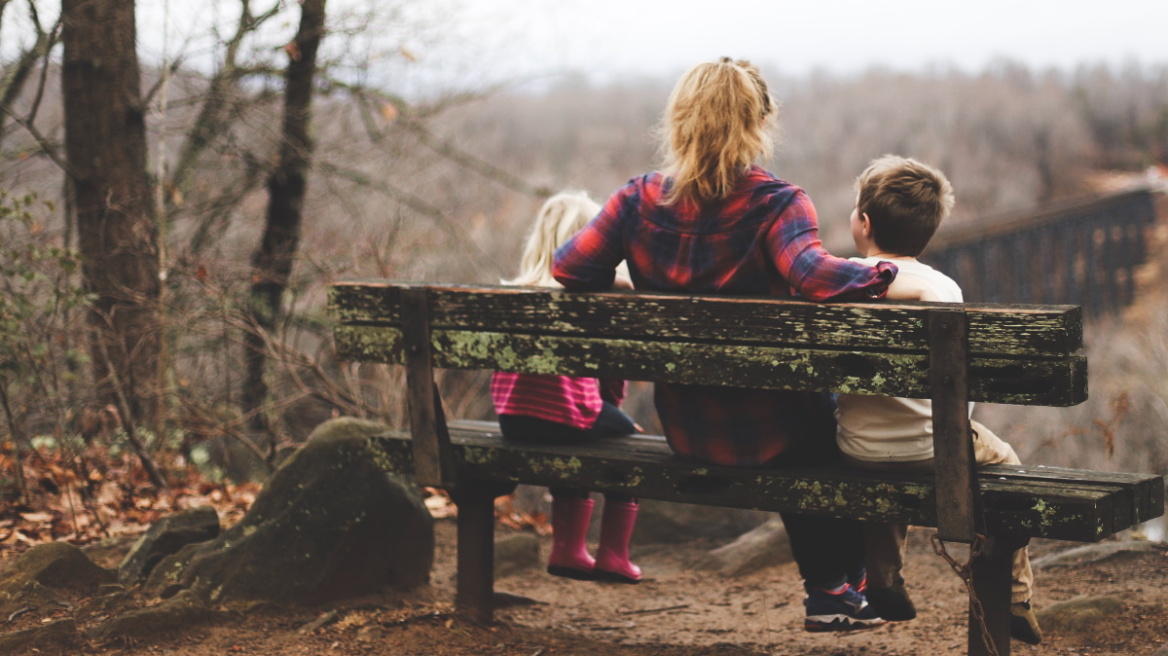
[594,500,642,584]
[547,496,597,580]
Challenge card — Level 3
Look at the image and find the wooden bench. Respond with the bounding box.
[329,281,1165,656]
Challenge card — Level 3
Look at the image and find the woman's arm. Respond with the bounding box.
[552,184,634,290]
[766,192,897,301]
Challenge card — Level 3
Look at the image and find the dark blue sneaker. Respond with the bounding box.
[804,584,886,632]
[849,571,868,594]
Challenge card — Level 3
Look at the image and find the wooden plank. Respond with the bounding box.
[985,464,1165,529]
[330,282,1084,357]
[334,325,1088,406]
[930,309,978,543]
[367,429,1155,542]
[444,424,1159,538]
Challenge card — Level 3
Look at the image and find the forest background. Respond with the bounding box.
[1,0,1168,549]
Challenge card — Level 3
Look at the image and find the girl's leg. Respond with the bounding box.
[584,403,641,582]
[498,414,589,443]
[585,402,637,438]
[594,493,642,583]
[547,488,596,580]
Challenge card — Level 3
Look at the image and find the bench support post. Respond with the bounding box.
[452,481,517,624]
[969,535,1025,656]
[402,288,455,487]
[929,309,979,543]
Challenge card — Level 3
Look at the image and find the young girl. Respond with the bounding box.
[552,58,916,630]
[491,191,642,584]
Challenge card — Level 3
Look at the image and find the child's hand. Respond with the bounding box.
[611,276,635,290]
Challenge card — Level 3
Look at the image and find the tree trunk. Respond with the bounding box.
[60,0,161,429]
[242,0,327,432]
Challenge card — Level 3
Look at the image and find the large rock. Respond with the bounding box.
[628,500,770,544]
[0,619,80,654]
[119,506,221,583]
[0,542,115,617]
[1031,539,1161,570]
[88,590,210,644]
[494,532,541,578]
[697,518,792,577]
[145,418,434,608]
[1036,595,1125,634]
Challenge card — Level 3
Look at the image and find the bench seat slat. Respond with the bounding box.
[366,425,1160,543]
[335,325,1087,406]
[330,282,1084,357]
[982,464,1165,527]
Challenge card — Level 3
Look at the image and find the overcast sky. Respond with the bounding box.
[5,1,1166,91]
[452,0,1168,82]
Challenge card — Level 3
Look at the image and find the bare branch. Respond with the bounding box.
[0,1,60,149]
[174,395,274,469]
[141,56,186,109]
[94,332,169,490]
[329,80,548,198]
[0,104,76,177]
[399,116,550,198]
[0,383,29,504]
[166,0,287,210]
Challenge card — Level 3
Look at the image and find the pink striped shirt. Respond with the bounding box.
[490,372,626,430]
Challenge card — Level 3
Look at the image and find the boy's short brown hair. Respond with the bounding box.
[855,155,954,257]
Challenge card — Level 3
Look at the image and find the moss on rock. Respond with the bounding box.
[145,418,434,608]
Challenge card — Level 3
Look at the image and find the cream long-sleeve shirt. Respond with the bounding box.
[834,257,968,462]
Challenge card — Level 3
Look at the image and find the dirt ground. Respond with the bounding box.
[31,518,1165,656]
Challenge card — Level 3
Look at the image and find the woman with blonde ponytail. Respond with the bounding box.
[554,57,902,631]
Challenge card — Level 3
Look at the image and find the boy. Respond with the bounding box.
[835,155,1042,645]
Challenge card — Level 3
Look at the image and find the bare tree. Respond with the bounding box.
[242,0,327,433]
[61,0,163,443]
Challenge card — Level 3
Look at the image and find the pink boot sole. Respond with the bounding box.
[547,564,598,580]
[593,564,642,584]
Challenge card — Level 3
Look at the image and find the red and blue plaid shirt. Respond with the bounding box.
[553,167,896,466]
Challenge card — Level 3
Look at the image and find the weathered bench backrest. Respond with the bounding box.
[331,282,1086,406]
[331,280,1087,541]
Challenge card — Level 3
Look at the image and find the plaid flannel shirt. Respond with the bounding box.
[553,167,896,466]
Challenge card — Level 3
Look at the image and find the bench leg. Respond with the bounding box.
[968,536,1025,656]
[453,486,496,623]
[451,481,516,624]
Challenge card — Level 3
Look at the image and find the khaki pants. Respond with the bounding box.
[843,420,1035,604]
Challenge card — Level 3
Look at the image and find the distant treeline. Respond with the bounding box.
[432,61,1168,255]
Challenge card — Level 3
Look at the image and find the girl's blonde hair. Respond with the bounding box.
[661,57,777,207]
[504,191,601,288]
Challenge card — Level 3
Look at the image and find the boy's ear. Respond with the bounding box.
[860,212,872,236]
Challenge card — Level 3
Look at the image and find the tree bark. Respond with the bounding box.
[242,0,327,432]
[60,0,161,428]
